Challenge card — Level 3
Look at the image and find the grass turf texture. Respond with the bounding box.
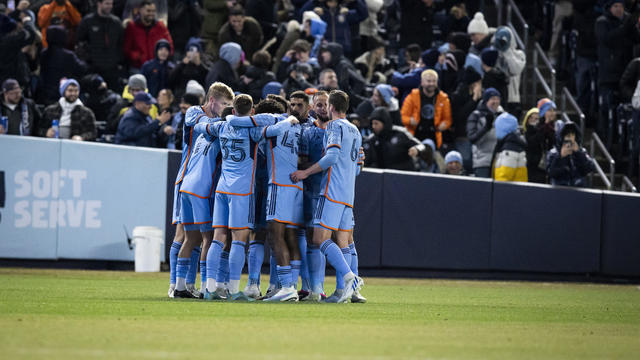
[0,268,639,359]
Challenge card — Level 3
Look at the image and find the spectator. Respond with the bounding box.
[364,107,425,171]
[0,78,41,136]
[123,0,173,70]
[538,97,562,132]
[0,13,37,89]
[318,42,366,106]
[573,0,598,113]
[355,84,401,126]
[37,0,81,49]
[443,150,464,175]
[218,5,263,60]
[262,81,284,99]
[185,79,206,103]
[157,89,175,113]
[492,26,526,118]
[40,78,96,141]
[115,92,171,147]
[439,49,466,95]
[276,39,320,82]
[467,87,502,178]
[548,0,573,65]
[546,121,595,187]
[76,0,124,91]
[391,48,439,100]
[239,50,277,102]
[245,0,278,40]
[354,36,393,83]
[141,39,175,97]
[155,89,176,148]
[317,68,339,91]
[168,0,203,59]
[468,12,491,55]
[359,0,384,52]
[107,74,158,133]
[272,11,326,77]
[205,41,243,89]
[200,0,229,56]
[521,107,553,184]
[445,3,470,35]
[171,93,200,150]
[282,62,315,97]
[492,112,527,182]
[79,73,121,126]
[400,69,452,148]
[480,47,508,104]
[38,25,87,105]
[169,38,207,100]
[300,0,368,57]
[398,0,437,51]
[450,66,482,173]
[417,138,445,173]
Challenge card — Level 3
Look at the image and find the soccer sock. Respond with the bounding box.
[307,245,323,294]
[186,246,201,285]
[269,254,279,288]
[228,241,246,294]
[335,247,351,290]
[206,240,223,292]
[297,229,310,291]
[248,241,264,286]
[349,242,359,276]
[320,250,326,293]
[199,260,206,291]
[169,241,181,285]
[216,250,230,287]
[276,265,292,288]
[290,260,301,290]
[175,257,190,291]
[320,240,352,290]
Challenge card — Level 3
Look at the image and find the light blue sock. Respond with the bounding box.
[175,257,190,291]
[248,241,264,286]
[229,241,246,282]
[349,242,359,276]
[307,245,323,294]
[276,265,292,288]
[199,260,206,286]
[320,240,352,290]
[216,250,230,283]
[269,254,279,287]
[335,247,351,290]
[206,241,223,280]
[169,241,182,285]
[297,229,310,291]
[186,246,201,285]
[290,260,301,289]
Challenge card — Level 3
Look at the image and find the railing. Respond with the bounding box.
[591,159,612,190]
[505,0,529,104]
[560,87,586,138]
[590,132,615,187]
[493,0,502,26]
[532,42,556,104]
[621,176,637,192]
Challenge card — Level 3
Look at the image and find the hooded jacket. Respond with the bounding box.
[364,107,425,171]
[467,100,501,168]
[546,121,595,187]
[493,27,526,103]
[319,42,366,98]
[205,42,242,89]
[124,17,174,69]
[595,7,639,87]
[492,113,527,182]
[400,87,452,148]
[80,74,122,125]
[0,18,36,87]
[300,0,368,55]
[141,39,175,97]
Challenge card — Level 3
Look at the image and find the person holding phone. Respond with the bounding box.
[546,121,595,187]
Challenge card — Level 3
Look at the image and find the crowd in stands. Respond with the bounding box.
[4,0,639,187]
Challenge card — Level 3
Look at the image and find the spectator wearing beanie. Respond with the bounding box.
[468,12,491,55]
[169,38,208,101]
[492,112,527,182]
[185,80,206,103]
[467,87,502,177]
[492,26,526,117]
[480,47,508,104]
[107,74,159,134]
[546,121,595,187]
[521,107,553,184]
[40,78,97,141]
[80,73,122,127]
[141,39,175,98]
[450,66,483,173]
[444,150,465,175]
[1,78,41,136]
[356,83,402,127]
[205,42,243,90]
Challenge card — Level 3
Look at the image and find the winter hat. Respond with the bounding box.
[482,87,501,104]
[302,10,321,25]
[262,81,283,99]
[219,42,243,66]
[0,14,17,35]
[2,78,20,93]
[444,151,463,165]
[133,92,154,105]
[186,80,205,98]
[438,43,450,54]
[521,107,540,131]
[462,66,482,84]
[59,78,80,96]
[537,98,557,118]
[464,53,483,76]
[605,0,624,8]
[421,48,440,68]
[467,12,489,35]
[495,112,519,140]
[480,47,499,67]
[493,26,512,52]
[155,38,171,54]
[184,37,202,53]
[375,84,394,106]
[128,74,147,90]
[422,138,436,152]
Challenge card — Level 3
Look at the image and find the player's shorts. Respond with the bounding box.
[266,184,303,227]
[254,176,268,230]
[180,192,213,232]
[212,192,255,230]
[303,190,320,228]
[313,196,353,232]
[172,183,182,224]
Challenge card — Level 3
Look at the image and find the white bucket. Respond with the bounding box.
[131,226,163,272]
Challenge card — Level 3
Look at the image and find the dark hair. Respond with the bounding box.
[221,106,234,118]
[255,99,285,114]
[406,43,422,62]
[251,50,271,69]
[289,90,309,104]
[329,90,349,113]
[233,94,253,116]
[266,94,289,112]
[291,39,311,53]
[229,5,244,17]
[181,93,200,106]
[140,0,155,8]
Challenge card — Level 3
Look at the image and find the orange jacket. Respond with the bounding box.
[38,1,82,48]
[400,88,452,148]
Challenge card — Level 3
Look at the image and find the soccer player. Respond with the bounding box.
[196,94,299,301]
[290,90,364,303]
[173,83,234,299]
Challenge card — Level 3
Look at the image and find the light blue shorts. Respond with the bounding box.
[172,183,182,224]
[266,184,303,227]
[212,192,255,230]
[180,192,213,232]
[313,196,353,232]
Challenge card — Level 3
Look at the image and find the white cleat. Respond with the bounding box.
[259,286,281,300]
[337,274,363,303]
[168,284,176,298]
[263,286,299,302]
[323,289,343,303]
[243,284,262,299]
[351,289,367,303]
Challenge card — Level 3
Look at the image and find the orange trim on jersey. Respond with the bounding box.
[337,228,352,232]
[212,225,229,228]
[179,189,211,199]
[313,120,326,129]
[172,220,178,225]
[229,226,251,230]
[181,220,212,225]
[327,144,341,150]
[207,166,218,198]
[175,127,194,185]
[269,139,303,191]
[323,168,354,208]
[271,218,303,227]
[318,221,339,231]
[250,116,258,126]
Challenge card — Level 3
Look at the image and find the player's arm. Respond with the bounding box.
[291,145,340,182]
[227,113,278,127]
[194,120,223,137]
[251,116,299,141]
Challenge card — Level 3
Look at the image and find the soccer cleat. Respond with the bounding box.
[204,287,229,301]
[351,290,367,303]
[186,284,200,298]
[258,286,281,300]
[297,289,310,301]
[263,286,298,302]
[300,291,323,302]
[322,289,343,303]
[243,284,262,299]
[228,292,256,302]
[337,275,363,304]
[168,284,176,298]
[173,289,198,299]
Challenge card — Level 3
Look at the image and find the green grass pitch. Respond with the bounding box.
[1,268,639,359]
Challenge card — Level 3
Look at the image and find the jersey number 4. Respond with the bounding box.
[221,138,246,162]
[281,131,300,155]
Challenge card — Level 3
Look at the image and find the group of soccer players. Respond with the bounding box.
[167,82,364,303]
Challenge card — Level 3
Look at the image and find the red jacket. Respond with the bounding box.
[123,19,173,68]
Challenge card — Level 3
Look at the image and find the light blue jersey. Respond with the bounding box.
[179,130,222,199]
[175,106,211,186]
[300,119,326,197]
[319,119,362,208]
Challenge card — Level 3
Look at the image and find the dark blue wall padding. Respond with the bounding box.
[491,182,602,273]
[165,151,182,260]
[353,169,384,268]
[380,171,493,269]
[600,191,640,276]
